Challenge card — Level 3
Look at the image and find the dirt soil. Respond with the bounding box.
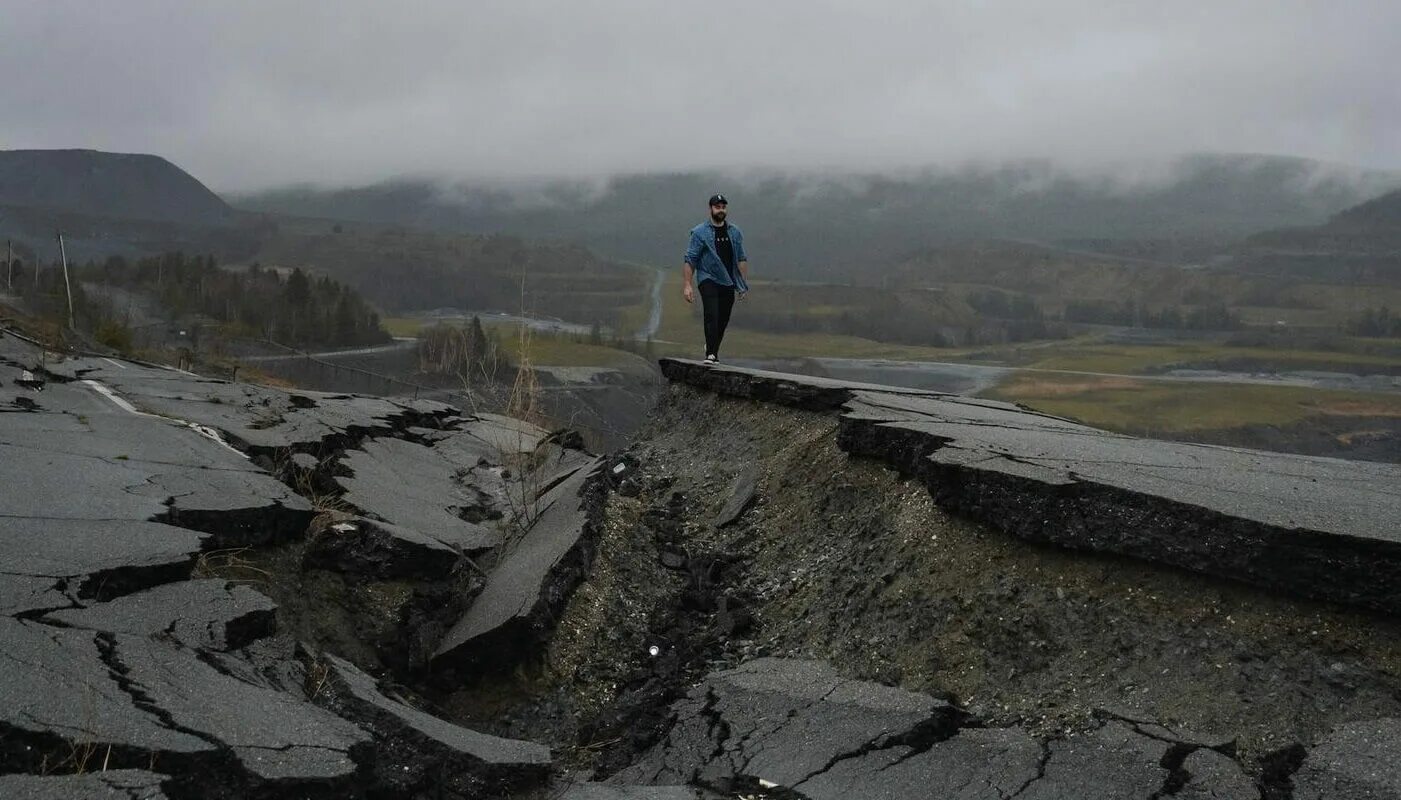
[441,381,1401,783]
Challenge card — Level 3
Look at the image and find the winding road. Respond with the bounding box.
[635,268,665,340]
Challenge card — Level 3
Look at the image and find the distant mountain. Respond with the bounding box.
[0,149,250,265]
[0,149,647,325]
[1234,187,1401,284]
[235,154,1401,283]
[0,149,233,226]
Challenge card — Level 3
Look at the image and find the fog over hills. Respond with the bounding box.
[236,154,1400,281]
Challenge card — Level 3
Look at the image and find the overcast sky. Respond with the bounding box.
[2,1,1397,191]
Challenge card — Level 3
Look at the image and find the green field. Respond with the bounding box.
[1013,342,1401,375]
[984,372,1401,434]
[491,324,651,371]
[381,316,426,337]
[394,315,651,371]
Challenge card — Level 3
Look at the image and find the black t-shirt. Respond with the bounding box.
[712,222,737,280]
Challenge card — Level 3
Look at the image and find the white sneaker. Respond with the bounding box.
[704,354,718,365]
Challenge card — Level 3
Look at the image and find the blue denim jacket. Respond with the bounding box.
[685,222,750,293]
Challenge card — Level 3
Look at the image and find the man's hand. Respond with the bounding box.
[683,283,694,304]
[737,291,747,301]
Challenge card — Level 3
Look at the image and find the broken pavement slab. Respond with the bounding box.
[0,333,573,797]
[0,390,315,549]
[45,579,277,651]
[337,436,501,552]
[109,631,372,785]
[618,657,1261,800]
[303,515,461,580]
[660,357,1401,616]
[314,653,551,796]
[1293,718,1401,800]
[0,769,171,800]
[0,519,206,609]
[613,657,973,794]
[1,623,365,788]
[458,411,553,455]
[0,618,214,767]
[23,344,456,457]
[433,458,604,670]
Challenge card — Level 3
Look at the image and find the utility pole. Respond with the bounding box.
[56,231,75,329]
[5,239,11,290]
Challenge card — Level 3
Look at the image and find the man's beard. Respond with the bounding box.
[710,211,726,223]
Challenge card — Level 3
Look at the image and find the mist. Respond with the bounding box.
[2,1,1398,192]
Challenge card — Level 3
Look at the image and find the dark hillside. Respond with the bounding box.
[1327,187,1401,237]
[251,221,650,325]
[1235,186,1401,284]
[0,149,233,225]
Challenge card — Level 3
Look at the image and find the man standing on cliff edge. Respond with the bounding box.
[683,193,749,364]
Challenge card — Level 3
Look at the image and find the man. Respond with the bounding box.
[682,193,749,364]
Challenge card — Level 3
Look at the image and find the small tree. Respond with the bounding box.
[285,267,311,308]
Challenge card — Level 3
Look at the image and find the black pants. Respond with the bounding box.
[698,280,735,357]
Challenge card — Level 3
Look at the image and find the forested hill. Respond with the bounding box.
[235,154,1400,281]
[1234,186,1401,284]
[1327,188,1401,235]
[0,149,233,225]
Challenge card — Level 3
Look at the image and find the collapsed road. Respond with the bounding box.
[4,330,1401,799]
[0,330,653,799]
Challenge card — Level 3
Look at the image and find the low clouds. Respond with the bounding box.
[2,1,1396,191]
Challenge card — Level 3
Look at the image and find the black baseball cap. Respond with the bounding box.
[707,193,728,206]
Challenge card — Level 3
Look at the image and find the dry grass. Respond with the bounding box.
[1311,399,1401,417]
[193,547,273,584]
[305,657,331,700]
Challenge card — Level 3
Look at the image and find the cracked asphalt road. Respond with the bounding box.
[8,329,1401,798]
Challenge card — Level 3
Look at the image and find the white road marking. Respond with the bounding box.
[82,379,142,415]
[101,357,128,369]
[80,379,248,459]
